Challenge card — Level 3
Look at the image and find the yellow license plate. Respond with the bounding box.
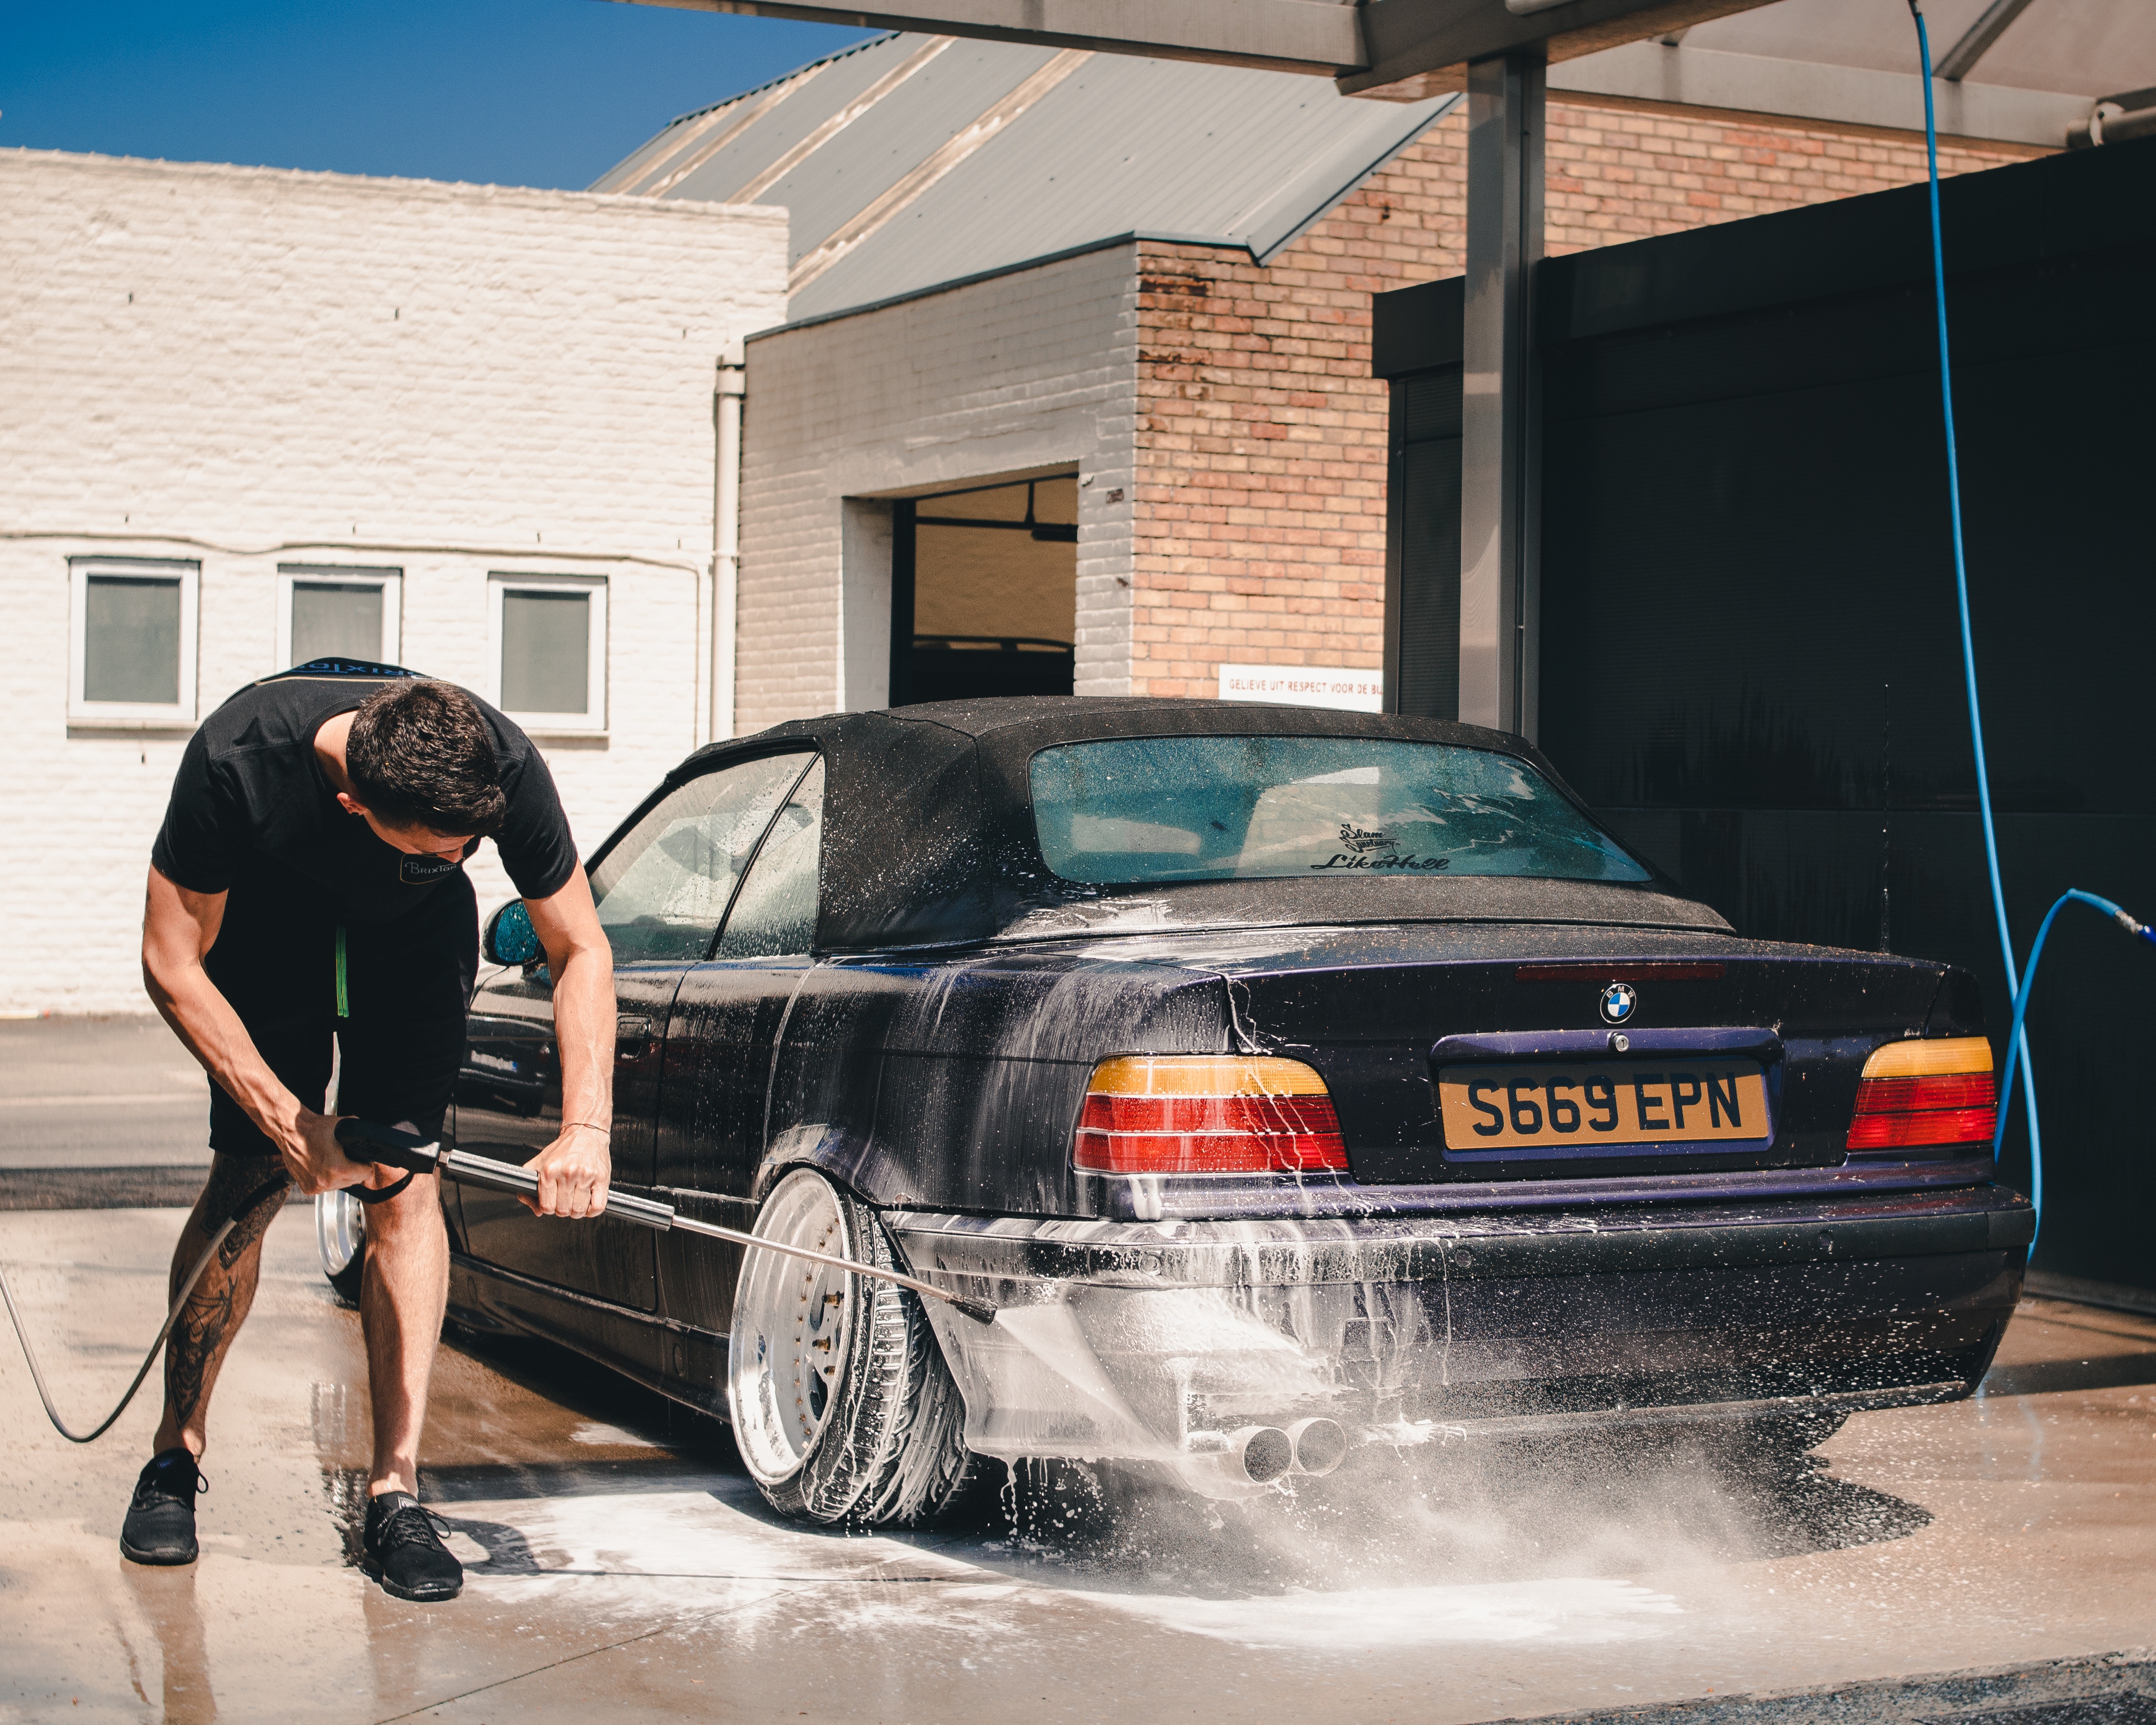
[1438,1059,1769,1150]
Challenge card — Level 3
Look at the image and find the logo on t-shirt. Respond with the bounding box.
[399,852,465,886]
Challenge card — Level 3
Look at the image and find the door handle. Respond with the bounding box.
[616,1015,654,1056]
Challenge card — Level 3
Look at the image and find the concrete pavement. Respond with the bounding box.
[1,1203,2150,1724]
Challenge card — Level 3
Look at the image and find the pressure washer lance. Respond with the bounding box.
[333,1117,1000,1327]
[1,1121,997,1450]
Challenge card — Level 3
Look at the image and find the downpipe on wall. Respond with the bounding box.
[712,341,746,746]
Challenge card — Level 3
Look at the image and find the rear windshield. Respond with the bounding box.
[1028,736,1651,886]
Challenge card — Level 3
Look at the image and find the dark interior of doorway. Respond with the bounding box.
[1372,140,2156,1296]
[889,476,1078,706]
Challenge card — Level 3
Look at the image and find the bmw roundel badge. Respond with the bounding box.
[1600,982,1638,1025]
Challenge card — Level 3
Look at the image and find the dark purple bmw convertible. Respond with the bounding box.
[316,699,2030,1525]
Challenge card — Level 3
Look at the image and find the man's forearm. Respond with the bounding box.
[550,942,616,1132]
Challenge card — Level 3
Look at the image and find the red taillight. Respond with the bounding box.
[1074,1055,1348,1175]
[1846,1037,1996,1150]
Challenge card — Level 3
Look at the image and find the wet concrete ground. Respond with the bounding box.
[1,1205,2150,1724]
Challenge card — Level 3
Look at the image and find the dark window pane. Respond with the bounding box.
[501,589,590,714]
[716,759,824,958]
[84,574,181,704]
[1397,434,1460,720]
[590,753,810,963]
[1029,736,1651,885]
[290,582,383,666]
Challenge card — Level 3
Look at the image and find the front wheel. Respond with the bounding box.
[315,1190,366,1305]
[726,1169,982,1526]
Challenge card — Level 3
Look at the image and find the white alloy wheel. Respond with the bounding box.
[725,1168,982,1526]
[315,1190,367,1304]
[728,1171,857,1484]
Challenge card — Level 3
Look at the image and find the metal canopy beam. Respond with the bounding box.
[652,0,1365,75]
[1343,0,1763,95]
[621,0,1776,86]
[1551,40,2086,147]
[1458,51,1542,738]
[1937,0,2041,83]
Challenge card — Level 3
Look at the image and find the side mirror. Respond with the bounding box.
[482,899,543,968]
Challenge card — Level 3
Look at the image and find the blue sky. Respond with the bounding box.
[2,1,873,189]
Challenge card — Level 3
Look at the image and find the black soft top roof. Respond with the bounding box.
[659,697,1725,952]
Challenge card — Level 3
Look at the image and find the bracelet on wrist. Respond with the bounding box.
[563,1120,612,1135]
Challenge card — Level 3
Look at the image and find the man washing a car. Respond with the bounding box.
[127,665,616,1602]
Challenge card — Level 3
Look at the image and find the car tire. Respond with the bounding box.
[727,1168,983,1527]
[315,1190,367,1306]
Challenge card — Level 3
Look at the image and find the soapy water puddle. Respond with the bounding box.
[335,1430,1929,1653]
[351,1330,1933,1653]
[402,1476,1689,1652]
[1075,1576,1682,1650]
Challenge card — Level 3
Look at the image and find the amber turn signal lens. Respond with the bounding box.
[1846,1035,1996,1149]
[1074,1055,1348,1175]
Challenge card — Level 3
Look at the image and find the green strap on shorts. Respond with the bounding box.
[335,924,349,1019]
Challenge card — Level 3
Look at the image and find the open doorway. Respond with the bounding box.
[890,474,1077,706]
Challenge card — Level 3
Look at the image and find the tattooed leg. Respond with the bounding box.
[152,1154,291,1459]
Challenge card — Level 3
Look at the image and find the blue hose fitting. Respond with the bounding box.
[1996,889,2156,1248]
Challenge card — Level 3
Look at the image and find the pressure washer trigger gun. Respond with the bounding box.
[332,1117,444,1206]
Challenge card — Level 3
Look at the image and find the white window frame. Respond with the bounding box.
[67,557,199,727]
[488,572,608,736]
[277,564,403,669]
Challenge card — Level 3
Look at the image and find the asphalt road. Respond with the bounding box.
[0,1016,211,1173]
[1,1204,2150,1724]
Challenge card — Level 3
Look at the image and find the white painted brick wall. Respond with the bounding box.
[0,149,788,1014]
[737,244,1139,733]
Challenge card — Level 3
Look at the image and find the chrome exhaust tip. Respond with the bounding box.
[1176,1425,1296,1494]
[1285,1416,1348,1477]
[1229,1424,1294,1485]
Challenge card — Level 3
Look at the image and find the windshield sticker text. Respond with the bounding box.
[1311,852,1451,871]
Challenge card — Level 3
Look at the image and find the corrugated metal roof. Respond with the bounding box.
[593,32,1453,324]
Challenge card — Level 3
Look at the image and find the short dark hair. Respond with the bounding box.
[345,681,507,837]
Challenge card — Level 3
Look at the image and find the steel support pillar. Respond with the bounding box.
[1459,52,1544,739]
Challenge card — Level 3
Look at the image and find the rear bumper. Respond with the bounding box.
[891,1184,2030,1495]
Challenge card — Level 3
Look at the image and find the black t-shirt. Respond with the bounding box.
[151,665,579,923]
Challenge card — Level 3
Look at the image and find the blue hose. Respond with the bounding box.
[1908,5,2153,1255]
[1908,1,2043,1228]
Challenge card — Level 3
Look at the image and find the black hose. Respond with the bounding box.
[1,1176,285,1444]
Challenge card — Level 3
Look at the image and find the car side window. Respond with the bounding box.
[715,757,825,960]
[588,753,812,963]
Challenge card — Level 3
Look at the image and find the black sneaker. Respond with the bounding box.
[362,1492,463,1602]
[120,1448,205,1566]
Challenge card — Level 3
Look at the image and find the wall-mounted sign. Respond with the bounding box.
[1217,663,1383,713]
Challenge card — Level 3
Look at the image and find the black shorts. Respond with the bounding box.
[203,856,479,1159]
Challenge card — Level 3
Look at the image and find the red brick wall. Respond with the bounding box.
[1125,101,2040,699]
[1546,99,2043,252]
